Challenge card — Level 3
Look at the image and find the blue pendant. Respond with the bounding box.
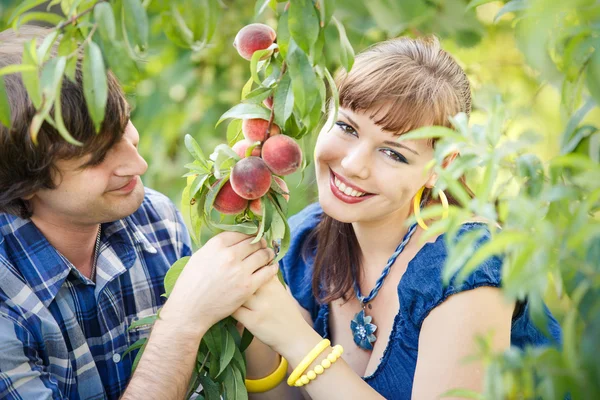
[350,309,377,350]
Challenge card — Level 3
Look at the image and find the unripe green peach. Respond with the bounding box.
[242,118,280,142]
[213,180,248,215]
[230,156,272,200]
[261,135,302,176]
[233,23,276,61]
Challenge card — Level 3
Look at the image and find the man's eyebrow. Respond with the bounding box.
[383,140,419,156]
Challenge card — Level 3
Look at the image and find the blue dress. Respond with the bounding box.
[279,203,562,399]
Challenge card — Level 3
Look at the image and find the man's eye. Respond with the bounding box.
[381,149,408,164]
[335,121,357,136]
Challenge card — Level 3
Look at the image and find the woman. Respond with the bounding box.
[233,36,562,399]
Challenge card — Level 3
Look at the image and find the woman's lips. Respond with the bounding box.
[329,170,375,204]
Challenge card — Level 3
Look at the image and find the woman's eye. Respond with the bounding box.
[381,149,408,164]
[335,121,357,136]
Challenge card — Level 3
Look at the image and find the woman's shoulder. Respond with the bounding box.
[400,220,503,327]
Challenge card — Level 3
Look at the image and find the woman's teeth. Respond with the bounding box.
[334,176,366,197]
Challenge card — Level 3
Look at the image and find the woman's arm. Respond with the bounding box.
[411,286,515,400]
[234,277,385,400]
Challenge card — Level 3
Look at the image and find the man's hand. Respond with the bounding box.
[160,231,278,334]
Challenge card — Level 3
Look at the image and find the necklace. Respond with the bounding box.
[90,225,102,281]
[350,223,418,350]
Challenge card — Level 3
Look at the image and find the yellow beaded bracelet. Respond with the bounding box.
[294,345,344,387]
[245,355,288,393]
[287,339,331,386]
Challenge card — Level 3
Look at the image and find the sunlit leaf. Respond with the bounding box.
[123,0,149,50]
[163,256,191,297]
[288,0,320,54]
[82,41,107,132]
[95,2,117,41]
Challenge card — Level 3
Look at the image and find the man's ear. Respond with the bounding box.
[425,151,459,188]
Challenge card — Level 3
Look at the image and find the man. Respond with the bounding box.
[0,26,278,399]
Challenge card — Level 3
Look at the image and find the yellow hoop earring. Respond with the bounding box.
[413,187,449,230]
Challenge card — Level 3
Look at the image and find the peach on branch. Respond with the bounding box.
[242,118,280,142]
[230,156,272,200]
[249,176,290,215]
[261,135,303,176]
[233,23,276,61]
[232,139,262,158]
[263,96,274,109]
[213,180,248,215]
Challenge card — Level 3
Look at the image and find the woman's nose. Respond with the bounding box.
[340,145,370,180]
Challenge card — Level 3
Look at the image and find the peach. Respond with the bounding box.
[263,96,273,109]
[230,156,272,200]
[233,23,276,61]
[261,135,303,176]
[242,119,280,142]
[232,139,262,158]
[213,180,248,215]
[249,176,290,215]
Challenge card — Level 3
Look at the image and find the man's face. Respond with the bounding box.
[27,121,148,226]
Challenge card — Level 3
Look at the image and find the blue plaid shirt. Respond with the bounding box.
[0,188,192,399]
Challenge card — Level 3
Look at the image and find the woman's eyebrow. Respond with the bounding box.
[339,110,360,129]
[383,140,419,155]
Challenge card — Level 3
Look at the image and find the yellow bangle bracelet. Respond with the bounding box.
[294,345,344,387]
[287,339,331,386]
[245,355,288,393]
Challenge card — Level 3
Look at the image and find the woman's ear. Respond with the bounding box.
[424,151,459,188]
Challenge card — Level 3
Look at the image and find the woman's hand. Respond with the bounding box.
[232,276,314,357]
[160,232,278,334]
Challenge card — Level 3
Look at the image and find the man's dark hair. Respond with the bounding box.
[0,25,130,219]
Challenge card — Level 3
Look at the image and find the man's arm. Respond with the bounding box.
[121,314,208,400]
[0,312,64,400]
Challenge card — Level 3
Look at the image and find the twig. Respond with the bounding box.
[266,61,287,140]
[54,0,106,32]
[67,24,98,58]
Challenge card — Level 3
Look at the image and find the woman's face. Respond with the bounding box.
[314,106,437,224]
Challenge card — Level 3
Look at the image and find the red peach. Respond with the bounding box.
[242,119,280,142]
[213,180,248,215]
[261,135,303,176]
[230,157,272,200]
[263,96,274,109]
[232,139,262,158]
[233,23,276,61]
[249,176,290,215]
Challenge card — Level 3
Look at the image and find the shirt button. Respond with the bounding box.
[112,353,121,363]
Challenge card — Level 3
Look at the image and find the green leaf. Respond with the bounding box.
[40,56,66,101]
[0,78,11,128]
[53,73,84,146]
[83,41,108,133]
[216,329,236,378]
[216,103,270,126]
[255,0,271,17]
[439,388,485,399]
[323,67,339,131]
[122,337,147,359]
[0,64,37,76]
[250,47,276,85]
[222,365,248,400]
[398,125,465,142]
[185,134,208,165]
[286,40,319,115]
[211,222,259,235]
[131,341,147,372]
[161,9,193,48]
[128,314,158,331]
[332,17,354,71]
[7,0,48,24]
[494,0,527,23]
[273,73,294,128]
[21,40,42,108]
[271,198,291,262]
[123,0,149,50]
[252,196,273,243]
[12,12,63,29]
[587,47,600,106]
[95,2,117,41]
[288,0,320,54]
[466,0,498,11]
[198,374,221,400]
[277,10,291,58]
[205,176,228,216]
[560,98,596,154]
[317,0,336,27]
[163,256,191,297]
[203,323,223,356]
[240,328,254,352]
[36,31,59,63]
[190,173,210,198]
[210,144,239,179]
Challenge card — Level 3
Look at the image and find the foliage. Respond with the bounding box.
[1,0,599,399]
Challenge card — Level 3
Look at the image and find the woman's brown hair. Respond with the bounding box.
[0,26,130,219]
[306,36,475,304]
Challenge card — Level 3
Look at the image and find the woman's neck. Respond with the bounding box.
[351,204,414,267]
